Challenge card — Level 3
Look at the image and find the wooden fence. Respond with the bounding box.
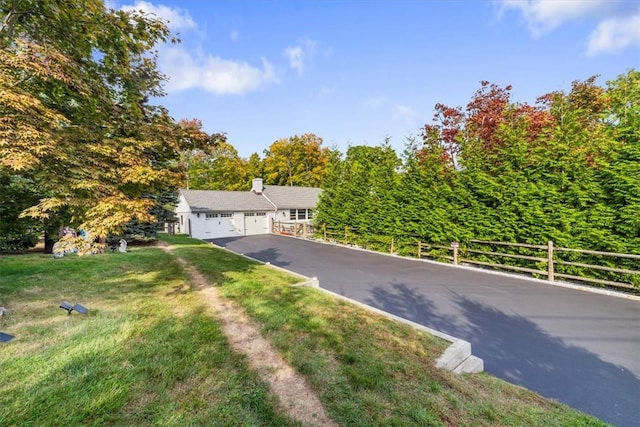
[271,222,640,291]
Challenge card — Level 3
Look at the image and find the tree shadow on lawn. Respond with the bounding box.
[365,283,639,427]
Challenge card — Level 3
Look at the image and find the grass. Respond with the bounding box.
[0,235,607,426]
[0,246,297,426]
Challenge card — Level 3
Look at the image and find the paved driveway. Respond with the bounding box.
[211,235,640,426]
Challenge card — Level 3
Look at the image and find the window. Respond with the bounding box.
[256,212,266,216]
[206,213,218,219]
[220,213,232,218]
[245,212,255,217]
[290,209,310,220]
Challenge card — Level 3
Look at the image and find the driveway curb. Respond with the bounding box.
[210,241,484,374]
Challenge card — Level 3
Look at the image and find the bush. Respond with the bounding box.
[0,231,39,253]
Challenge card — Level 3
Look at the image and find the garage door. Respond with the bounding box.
[244,212,269,235]
[195,213,238,239]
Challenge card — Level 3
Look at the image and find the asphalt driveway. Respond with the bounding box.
[210,234,640,426]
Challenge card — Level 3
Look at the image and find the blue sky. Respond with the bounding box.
[113,0,639,158]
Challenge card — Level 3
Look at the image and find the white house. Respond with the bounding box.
[175,178,321,239]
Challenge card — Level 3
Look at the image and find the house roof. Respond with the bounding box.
[179,189,275,212]
[179,184,321,212]
[262,185,321,209]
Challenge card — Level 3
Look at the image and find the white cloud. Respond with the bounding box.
[120,1,196,31]
[393,104,420,126]
[119,2,277,95]
[284,46,304,75]
[495,0,640,55]
[160,46,278,95]
[284,38,318,75]
[587,13,640,56]
[496,0,612,35]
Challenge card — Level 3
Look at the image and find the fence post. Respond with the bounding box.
[452,242,459,265]
[548,240,555,282]
[417,241,422,258]
[390,237,394,254]
[303,223,308,238]
[323,224,327,241]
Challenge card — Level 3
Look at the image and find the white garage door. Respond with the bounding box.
[244,212,269,235]
[196,213,238,239]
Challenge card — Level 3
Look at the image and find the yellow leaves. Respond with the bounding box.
[19,198,69,220]
[52,234,105,257]
[263,133,330,187]
[80,194,156,238]
[1,6,180,238]
[0,49,69,171]
[118,166,172,186]
[0,39,81,90]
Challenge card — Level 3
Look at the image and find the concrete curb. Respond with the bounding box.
[317,287,483,374]
[209,240,483,374]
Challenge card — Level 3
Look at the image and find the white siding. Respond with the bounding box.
[275,209,290,221]
[175,194,191,235]
[176,186,320,239]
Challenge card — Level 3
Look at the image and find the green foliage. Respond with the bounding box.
[263,133,331,187]
[315,141,400,234]
[0,170,40,252]
[184,140,251,191]
[315,70,640,287]
[109,192,178,244]
[0,0,190,238]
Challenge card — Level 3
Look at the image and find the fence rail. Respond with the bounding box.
[271,222,639,292]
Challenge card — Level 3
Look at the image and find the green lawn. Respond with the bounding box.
[0,235,607,426]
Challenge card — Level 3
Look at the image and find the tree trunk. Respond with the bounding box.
[44,231,55,254]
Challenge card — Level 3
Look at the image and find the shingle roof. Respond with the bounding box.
[262,185,321,209]
[180,189,275,212]
[179,185,321,211]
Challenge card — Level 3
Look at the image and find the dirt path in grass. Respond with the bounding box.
[159,242,337,427]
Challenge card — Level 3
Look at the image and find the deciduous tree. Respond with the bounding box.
[0,0,186,238]
[263,133,330,187]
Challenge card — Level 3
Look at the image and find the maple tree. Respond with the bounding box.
[183,141,250,191]
[0,0,190,240]
[420,103,464,170]
[263,133,331,187]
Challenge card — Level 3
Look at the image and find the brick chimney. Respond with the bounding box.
[251,178,263,194]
